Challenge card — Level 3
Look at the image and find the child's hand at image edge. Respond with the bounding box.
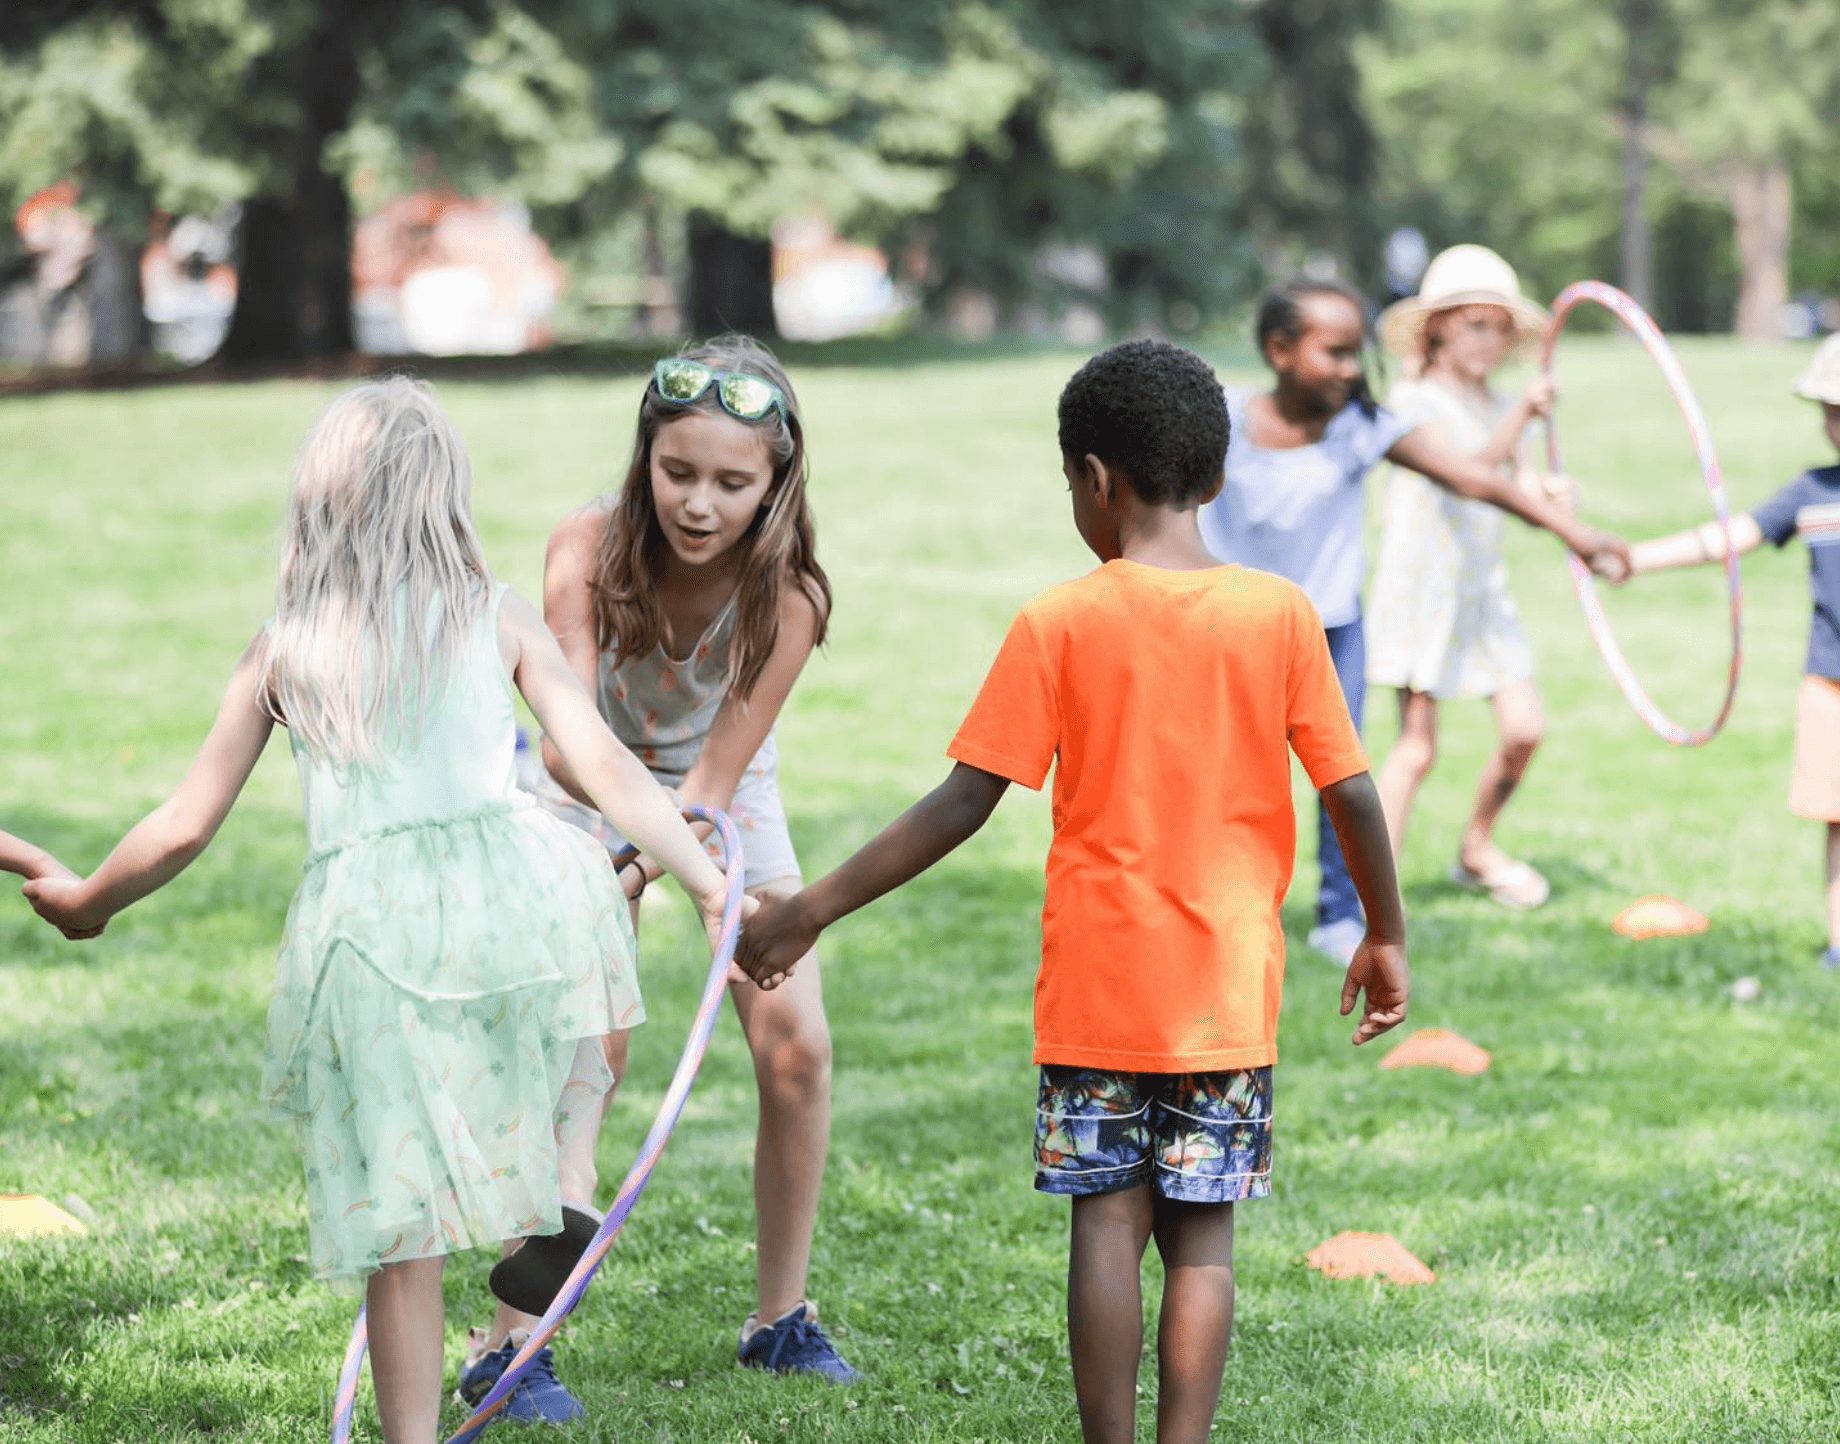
[1341,936,1409,1046]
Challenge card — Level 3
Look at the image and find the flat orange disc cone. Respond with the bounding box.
[1612,895,1709,940]
[1378,1028,1491,1075]
[1305,1231,1435,1285]
[0,1194,88,1239]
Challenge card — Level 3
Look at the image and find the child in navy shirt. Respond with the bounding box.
[1629,334,1840,967]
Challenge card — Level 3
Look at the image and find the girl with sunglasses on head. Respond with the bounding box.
[474,335,851,1417]
[1198,277,1630,966]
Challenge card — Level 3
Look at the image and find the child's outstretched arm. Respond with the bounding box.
[1626,513,1763,576]
[1320,772,1410,1045]
[537,507,610,810]
[23,633,276,939]
[1472,376,1554,468]
[1387,427,1631,579]
[0,829,76,884]
[503,591,730,933]
[735,762,1010,988]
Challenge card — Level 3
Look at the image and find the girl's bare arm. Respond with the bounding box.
[24,633,276,935]
[538,505,610,808]
[503,591,726,910]
[1387,426,1630,577]
[1472,377,1553,468]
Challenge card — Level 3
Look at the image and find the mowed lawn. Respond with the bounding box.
[1,337,1836,1443]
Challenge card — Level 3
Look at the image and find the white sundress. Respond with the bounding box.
[1365,378,1535,700]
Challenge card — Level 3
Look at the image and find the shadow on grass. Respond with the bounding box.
[1,329,1269,402]
[0,334,1097,402]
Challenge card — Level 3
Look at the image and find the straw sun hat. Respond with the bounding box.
[1377,244,1549,358]
[1793,332,1840,405]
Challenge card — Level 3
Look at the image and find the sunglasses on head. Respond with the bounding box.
[650,358,787,423]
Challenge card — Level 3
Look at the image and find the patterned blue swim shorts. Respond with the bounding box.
[1033,1065,1274,1204]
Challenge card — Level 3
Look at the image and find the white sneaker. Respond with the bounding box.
[1307,918,1364,967]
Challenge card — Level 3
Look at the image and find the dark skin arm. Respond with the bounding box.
[737,760,1411,1048]
[1320,771,1410,1044]
[735,763,1010,986]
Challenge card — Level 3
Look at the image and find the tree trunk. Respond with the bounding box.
[1618,0,1656,312]
[219,13,359,363]
[1729,159,1791,340]
[686,216,776,338]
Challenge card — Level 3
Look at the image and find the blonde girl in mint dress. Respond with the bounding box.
[24,378,732,1443]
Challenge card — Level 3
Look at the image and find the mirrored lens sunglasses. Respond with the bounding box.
[651,359,786,422]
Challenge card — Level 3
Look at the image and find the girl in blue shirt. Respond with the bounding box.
[1200,279,1629,962]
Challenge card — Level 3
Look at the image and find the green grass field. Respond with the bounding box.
[2,338,1837,1443]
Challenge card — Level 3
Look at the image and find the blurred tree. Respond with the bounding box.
[0,3,615,362]
[0,10,251,361]
[1652,0,1840,337]
[1,0,1391,357]
[1243,0,1387,290]
[878,3,1267,329]
[1365,0,1840,334]
[1360,0,1628,304]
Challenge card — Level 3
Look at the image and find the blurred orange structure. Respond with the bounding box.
[0,1193,88,1239]
[1378,1028,1492,1075]
[1305,1231,1435,1285]
[1611,895,1710,940]
[352,190,565,355]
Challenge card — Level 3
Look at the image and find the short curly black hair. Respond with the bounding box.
[1056,340,1229,506]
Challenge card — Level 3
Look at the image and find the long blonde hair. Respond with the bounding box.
[591,335,829,700]
[261,377,492,765]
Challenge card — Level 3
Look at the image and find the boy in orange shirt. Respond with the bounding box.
[736,339,1409,1443]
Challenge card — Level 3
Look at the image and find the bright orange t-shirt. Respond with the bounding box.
[947,560,1367,1072]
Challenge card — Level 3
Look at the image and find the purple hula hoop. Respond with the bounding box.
[1542,279,1743,747]
[329,805,746,1443]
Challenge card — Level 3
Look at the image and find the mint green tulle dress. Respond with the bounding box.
[261,584,642,1285]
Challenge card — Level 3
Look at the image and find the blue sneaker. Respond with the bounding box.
[456,1330,585,1426]
[737,1301,859,1384]
[1822,946,1840,971]
[1307,917,1365,967]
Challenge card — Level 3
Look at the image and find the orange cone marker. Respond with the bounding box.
[1305,1231,1435,1285]
[1379,1028,1491,1075]
[1612,895,1708,940]
[0,1194,88,1239]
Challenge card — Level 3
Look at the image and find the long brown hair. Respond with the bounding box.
[590,334,830,702]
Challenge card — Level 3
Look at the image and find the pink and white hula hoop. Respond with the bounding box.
[1541,280,1743,747]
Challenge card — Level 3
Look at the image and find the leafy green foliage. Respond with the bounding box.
[1363,0,1840,319]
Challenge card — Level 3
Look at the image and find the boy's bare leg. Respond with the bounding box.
[1825,823,1839,951]
[1068,1185,1156,1444]
[1151,1198,1236,1444]
[367,1255,448,1443]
